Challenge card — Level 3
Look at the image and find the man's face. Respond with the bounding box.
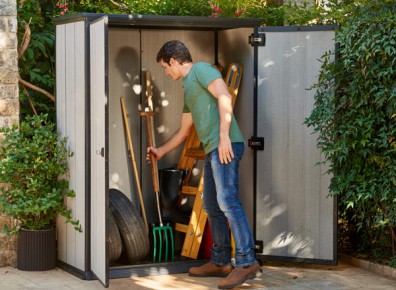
[160,58,180,80]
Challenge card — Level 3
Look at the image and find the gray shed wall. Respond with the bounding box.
[256,28,335,262]
[56,21,87,270]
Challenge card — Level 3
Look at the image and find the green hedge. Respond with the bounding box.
[305,0,396,260]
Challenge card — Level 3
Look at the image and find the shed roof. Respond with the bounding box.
[53,13,262,30]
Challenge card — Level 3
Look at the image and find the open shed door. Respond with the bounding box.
[255,27,336,264]
[90,16,109,286]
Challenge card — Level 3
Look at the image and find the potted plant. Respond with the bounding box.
[0,114,81,271]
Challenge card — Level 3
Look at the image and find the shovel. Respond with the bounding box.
[140,71,174,262]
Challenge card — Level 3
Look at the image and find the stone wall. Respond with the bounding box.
[0,0,19,267]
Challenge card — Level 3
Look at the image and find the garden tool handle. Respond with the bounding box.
[140,112,160,193]
[120,97,149,233]
[150,155,160,194]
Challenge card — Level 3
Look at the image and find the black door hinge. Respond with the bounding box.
[249,33,266,46]
[248,137,264,151]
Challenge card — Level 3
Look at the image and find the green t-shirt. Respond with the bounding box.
[182,62,244,154]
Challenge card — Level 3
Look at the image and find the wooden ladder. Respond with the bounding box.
[174,63,243,259]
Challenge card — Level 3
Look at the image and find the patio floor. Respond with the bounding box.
[0,255,395,289]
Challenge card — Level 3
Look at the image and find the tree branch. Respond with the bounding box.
[19,78,55,103]
[20,82,38,116]
[390,226,396,256]
[18,17,32,59]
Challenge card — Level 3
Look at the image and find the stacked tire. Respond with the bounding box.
[108,188,149,265]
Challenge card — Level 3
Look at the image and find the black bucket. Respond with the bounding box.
[160,169,190,224]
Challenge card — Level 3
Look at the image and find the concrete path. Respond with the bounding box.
[0,257,395,290]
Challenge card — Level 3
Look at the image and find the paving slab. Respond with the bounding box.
[0,258,395,290]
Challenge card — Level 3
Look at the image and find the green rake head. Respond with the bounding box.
[152,225,174,262]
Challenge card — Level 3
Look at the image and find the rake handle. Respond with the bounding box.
[141,112,163,226]
[140,112,160,193]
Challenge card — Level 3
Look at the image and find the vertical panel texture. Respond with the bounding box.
[56,21,86,270]
[72,20,86,269]
[65,21,77,265]
[256,29,335,262]
[55,24,67,262]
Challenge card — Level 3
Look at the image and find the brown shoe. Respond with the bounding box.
[189,262,233,277]
[218,263,262,289]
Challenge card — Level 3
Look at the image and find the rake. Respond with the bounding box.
[140,71,174,262]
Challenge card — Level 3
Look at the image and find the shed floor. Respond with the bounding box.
[0,255,395,289]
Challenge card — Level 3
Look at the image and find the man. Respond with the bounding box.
[147,40,262,289]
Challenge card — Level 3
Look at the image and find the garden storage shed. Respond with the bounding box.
[54,13,337,287]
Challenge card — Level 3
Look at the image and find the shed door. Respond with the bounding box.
[255,27,336,263]
[90,16,109,286]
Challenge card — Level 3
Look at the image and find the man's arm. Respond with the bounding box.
[208,78,234,164]
[147,112,194,161]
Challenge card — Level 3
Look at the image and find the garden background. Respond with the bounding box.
[0,0,395,268]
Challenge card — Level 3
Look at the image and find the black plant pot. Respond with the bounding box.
[17,226,56,271]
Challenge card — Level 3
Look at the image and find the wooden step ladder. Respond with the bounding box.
[174,63,243,259]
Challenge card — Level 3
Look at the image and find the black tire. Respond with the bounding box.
[108,210,122,265]
[109,188,150,264]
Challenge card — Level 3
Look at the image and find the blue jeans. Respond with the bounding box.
[203,142,256,267]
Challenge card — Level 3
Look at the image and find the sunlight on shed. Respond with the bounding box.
[263,232,314,258]
[256,195,287,226]
[133,84,142,94]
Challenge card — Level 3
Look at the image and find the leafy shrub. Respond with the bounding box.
[0,114,81,234]
[305,0,396,258]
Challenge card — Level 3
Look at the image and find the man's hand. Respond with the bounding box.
[218,137,234,164]
[146,146,162,163]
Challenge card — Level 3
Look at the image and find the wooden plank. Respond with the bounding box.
[224,63,243,108]
[174,223,188,233]
[181,174,205,258]
[181,185,199,196]
[185,149,205,160]
[189,205,208,259]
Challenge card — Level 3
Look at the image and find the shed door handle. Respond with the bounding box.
[96,147,104,157]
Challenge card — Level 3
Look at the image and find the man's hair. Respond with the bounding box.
[156,40,193,65]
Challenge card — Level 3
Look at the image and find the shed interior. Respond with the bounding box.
[107,26,255,266]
